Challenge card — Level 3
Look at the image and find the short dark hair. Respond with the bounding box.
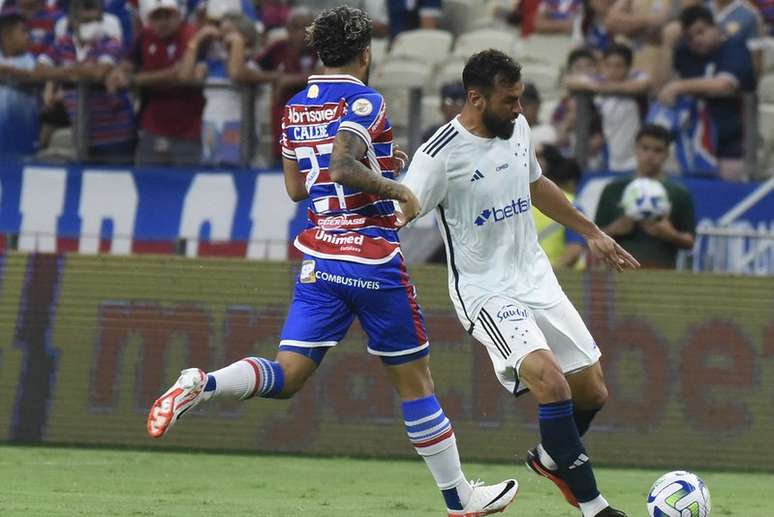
[566,48,594,69]
[604,42,633,67]
[679,5,715,30]
[70,0,103,17]
[462,49,522,95]
[636,124,672,146]
[0,11,26,35]
[305,6,371,67]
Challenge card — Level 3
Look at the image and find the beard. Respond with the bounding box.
[482,109,517,139]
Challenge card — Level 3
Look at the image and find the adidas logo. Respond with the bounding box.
[470,169,485,182]
[568,453,589,470]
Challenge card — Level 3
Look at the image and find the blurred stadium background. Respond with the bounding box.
[1,0,774,515]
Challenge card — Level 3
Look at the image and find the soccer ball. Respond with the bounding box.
[647,471,711,517]
[620,177,671,221]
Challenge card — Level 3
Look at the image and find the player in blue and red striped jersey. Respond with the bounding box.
[147,7,518,516]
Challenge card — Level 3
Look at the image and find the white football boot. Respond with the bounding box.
[147,368,209,438]
[447,478,519,517]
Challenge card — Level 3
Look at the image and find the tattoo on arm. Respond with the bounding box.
[329,130,405,200]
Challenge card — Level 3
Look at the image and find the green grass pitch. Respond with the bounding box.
[1,445,772,516]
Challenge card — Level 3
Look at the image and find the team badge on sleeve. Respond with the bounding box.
[352,98,373,116]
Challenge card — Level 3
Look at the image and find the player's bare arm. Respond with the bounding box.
[281,157,309,202]
[329,130,419,225]
[530,176,640,272]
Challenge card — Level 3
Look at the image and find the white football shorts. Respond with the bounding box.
[471,294,601,395]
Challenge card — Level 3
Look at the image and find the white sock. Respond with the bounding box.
[423,438,473,506]
[579,494,609,517]
[207,359,257,400]
[538,443,559,471]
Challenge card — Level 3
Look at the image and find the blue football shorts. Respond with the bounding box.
[279,254,429,365]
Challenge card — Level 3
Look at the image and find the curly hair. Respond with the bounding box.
[305,6,372,67]
[462,49,522,95]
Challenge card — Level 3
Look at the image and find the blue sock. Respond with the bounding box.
[204,375,216,392]
[245,357,285,398]
[539,400,599,503]
[574,407,601,437]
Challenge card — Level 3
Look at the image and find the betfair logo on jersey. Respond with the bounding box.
[474,197,531,226]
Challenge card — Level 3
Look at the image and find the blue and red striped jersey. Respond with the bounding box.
[281,74,401,265]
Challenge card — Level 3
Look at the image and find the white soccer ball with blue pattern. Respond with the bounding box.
[620,177,671,221]
[647,470,711,517]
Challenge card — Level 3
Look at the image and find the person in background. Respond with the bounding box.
[253,6,317,164]
[603,0,670,80]
[521,81,558,149]
[421,80,465,142]
[0,8,39,158]
[656,5,756,181]
[12,0,62,55]
[573,0,614,57]
[533,145,587,269]
[553,48,606,169]
[106,0,205,166]
[535,0,582,34]
[595,124,695,269]
[387,0,441,39]
[567,42,651,172]
[179,3,260,165]
[710,0,766,76]
[749,0,774,35]
[36,0,136,162]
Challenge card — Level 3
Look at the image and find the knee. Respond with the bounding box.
[522,362,572,403]
[587,382,608,408]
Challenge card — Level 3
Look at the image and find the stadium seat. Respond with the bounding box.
[759,37,774,74]
[452,28,519,59]
[421,95,444,135]
[371,60,432,130]
[759,103,774,176]
[36,128,75,162]
[520,34,573,68]
[523,63,561,99]
[388,29,453,67]
[759,73,774,104]
[370,37,389,66]
[432,58,466,92]
[441,0,473,36]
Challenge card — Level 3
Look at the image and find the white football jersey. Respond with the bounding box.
[402,115,564,332]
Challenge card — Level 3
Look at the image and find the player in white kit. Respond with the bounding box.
[402,50,640,517]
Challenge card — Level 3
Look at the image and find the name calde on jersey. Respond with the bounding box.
[282,75,401,265]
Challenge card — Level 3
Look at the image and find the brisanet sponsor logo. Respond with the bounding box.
[287,105,340,125]
[474,197,531,226]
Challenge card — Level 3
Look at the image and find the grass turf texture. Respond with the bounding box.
[1,446,771,516]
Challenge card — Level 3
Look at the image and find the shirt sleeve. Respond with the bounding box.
[338,92,387,147]
[401,147,449,219]
[528,122,543,183]
[716,38,756,91]
[279,104,295,160]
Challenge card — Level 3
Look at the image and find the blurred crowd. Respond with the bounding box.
[0,0,771,178]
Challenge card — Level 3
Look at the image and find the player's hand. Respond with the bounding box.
[586,230,640,272]
[393,145,408,174]
[394,186,420,228]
